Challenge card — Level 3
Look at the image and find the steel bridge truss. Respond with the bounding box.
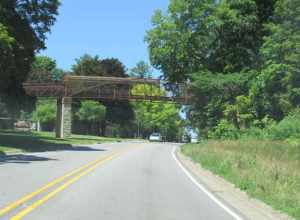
[23,76,190,139]
[23,76,189,103]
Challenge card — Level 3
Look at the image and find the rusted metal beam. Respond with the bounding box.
[23,76,190,104]
[64,75,160,85]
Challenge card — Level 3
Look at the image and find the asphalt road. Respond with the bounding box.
[0,142,242,220]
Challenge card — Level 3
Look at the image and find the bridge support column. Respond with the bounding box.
[56,97,72,138]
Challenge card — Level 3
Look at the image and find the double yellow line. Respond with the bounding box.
[0,149,126,220]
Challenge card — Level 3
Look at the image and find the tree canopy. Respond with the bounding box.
[72,54,128,77]
[132,85,183,141]
[27,56,65,82]
[32,99,56,131]
[76,101,106,124]
[71,54,134,136]
[0,0,60,116]
[146,0,275,82]
[147,0,300,137]
[129,61,153,79]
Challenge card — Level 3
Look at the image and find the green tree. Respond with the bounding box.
[32,100,56,131]
[145,0,275,82]
[132,85,183,141]
[146,0,279,136]
[27,56,64,82]
[72,54,134,137]
[188,71,251,135]
[0,0,60,115]
[0,23,15,66]
[0,98,8,118]
[72,54,103,76]
[100,58,128,77]
[129,61,153,78]
[76,101,106,135]
[247,0,300,121]
[72,55,128,78]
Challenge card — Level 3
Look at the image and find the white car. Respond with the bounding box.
[149,133,162,142]
[191,136,199,143]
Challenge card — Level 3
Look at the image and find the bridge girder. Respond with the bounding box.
[23,76,191,138]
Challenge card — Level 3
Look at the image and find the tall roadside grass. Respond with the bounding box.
[182,140,300,219]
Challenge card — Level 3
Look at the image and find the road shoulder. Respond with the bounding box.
[176,147,293,220]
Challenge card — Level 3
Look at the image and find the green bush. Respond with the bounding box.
[265,111,300,140]
[208,120,240,140]
[240,126,266,139]
[207,109,300,141]
[32,101,56,131]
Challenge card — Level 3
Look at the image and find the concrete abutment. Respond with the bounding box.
[56,97,72,138]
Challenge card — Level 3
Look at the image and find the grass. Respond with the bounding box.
[182,139,300,219]
[0,130,122,153]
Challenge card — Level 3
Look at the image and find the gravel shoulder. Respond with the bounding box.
[176,147,294,220]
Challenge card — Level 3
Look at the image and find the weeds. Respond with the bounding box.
[182,140,300,219]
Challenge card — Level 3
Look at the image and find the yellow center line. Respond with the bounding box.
[0,149,125,217]
[11,151,122,220]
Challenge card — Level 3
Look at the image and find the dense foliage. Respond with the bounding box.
[72,54,128,78]
[132,85,183,141]
[0,0,60,116]
[146,0,300,137]
[71,54,134,137]
[129,61,153,79]
[32,99,56,131]
[27,56,65,82]
[76,101,106,135]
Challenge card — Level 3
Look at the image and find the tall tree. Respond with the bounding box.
[0,0,60,116]
[76,101,106,135]
[72,55,128,77]
[249,0,300,121]
[32,99,56,131]
[72,54,103,76]
[100,58,128,77]
[129,61,153,79]
[132,85,183,141]
[146,0,276,82]
[72,54,134,136]
[27,56,65,82]
[146,0,278,134]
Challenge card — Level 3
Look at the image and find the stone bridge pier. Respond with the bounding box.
[56,97,72,138]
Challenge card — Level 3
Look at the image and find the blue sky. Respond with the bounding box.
[41,0,169,76]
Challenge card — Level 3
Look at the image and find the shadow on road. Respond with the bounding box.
[0,131,107,153]
[0,146,106,165]
[0,152,57,165]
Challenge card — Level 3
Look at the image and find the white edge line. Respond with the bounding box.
[172,146,244,220]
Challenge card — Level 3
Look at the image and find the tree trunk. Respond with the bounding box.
[100,121,106,137]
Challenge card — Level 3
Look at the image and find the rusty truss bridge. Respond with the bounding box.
[23,76,189,102]
[23,75,190,138]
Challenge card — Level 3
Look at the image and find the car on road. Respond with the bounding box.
[190,134,199,143]
[191,137,199,143]
[149,133,162,142]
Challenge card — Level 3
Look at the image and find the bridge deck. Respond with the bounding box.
[23,76,189,104]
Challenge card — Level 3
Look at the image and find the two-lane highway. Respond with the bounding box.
[0,142,242,220]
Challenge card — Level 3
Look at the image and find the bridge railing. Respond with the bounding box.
[23,76,191,104]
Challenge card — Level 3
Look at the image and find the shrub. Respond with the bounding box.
[238,109,300,140]
[241,126,266,139]
[208,120,240,140]
[32,100,56,131]
[265,110,300,140]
